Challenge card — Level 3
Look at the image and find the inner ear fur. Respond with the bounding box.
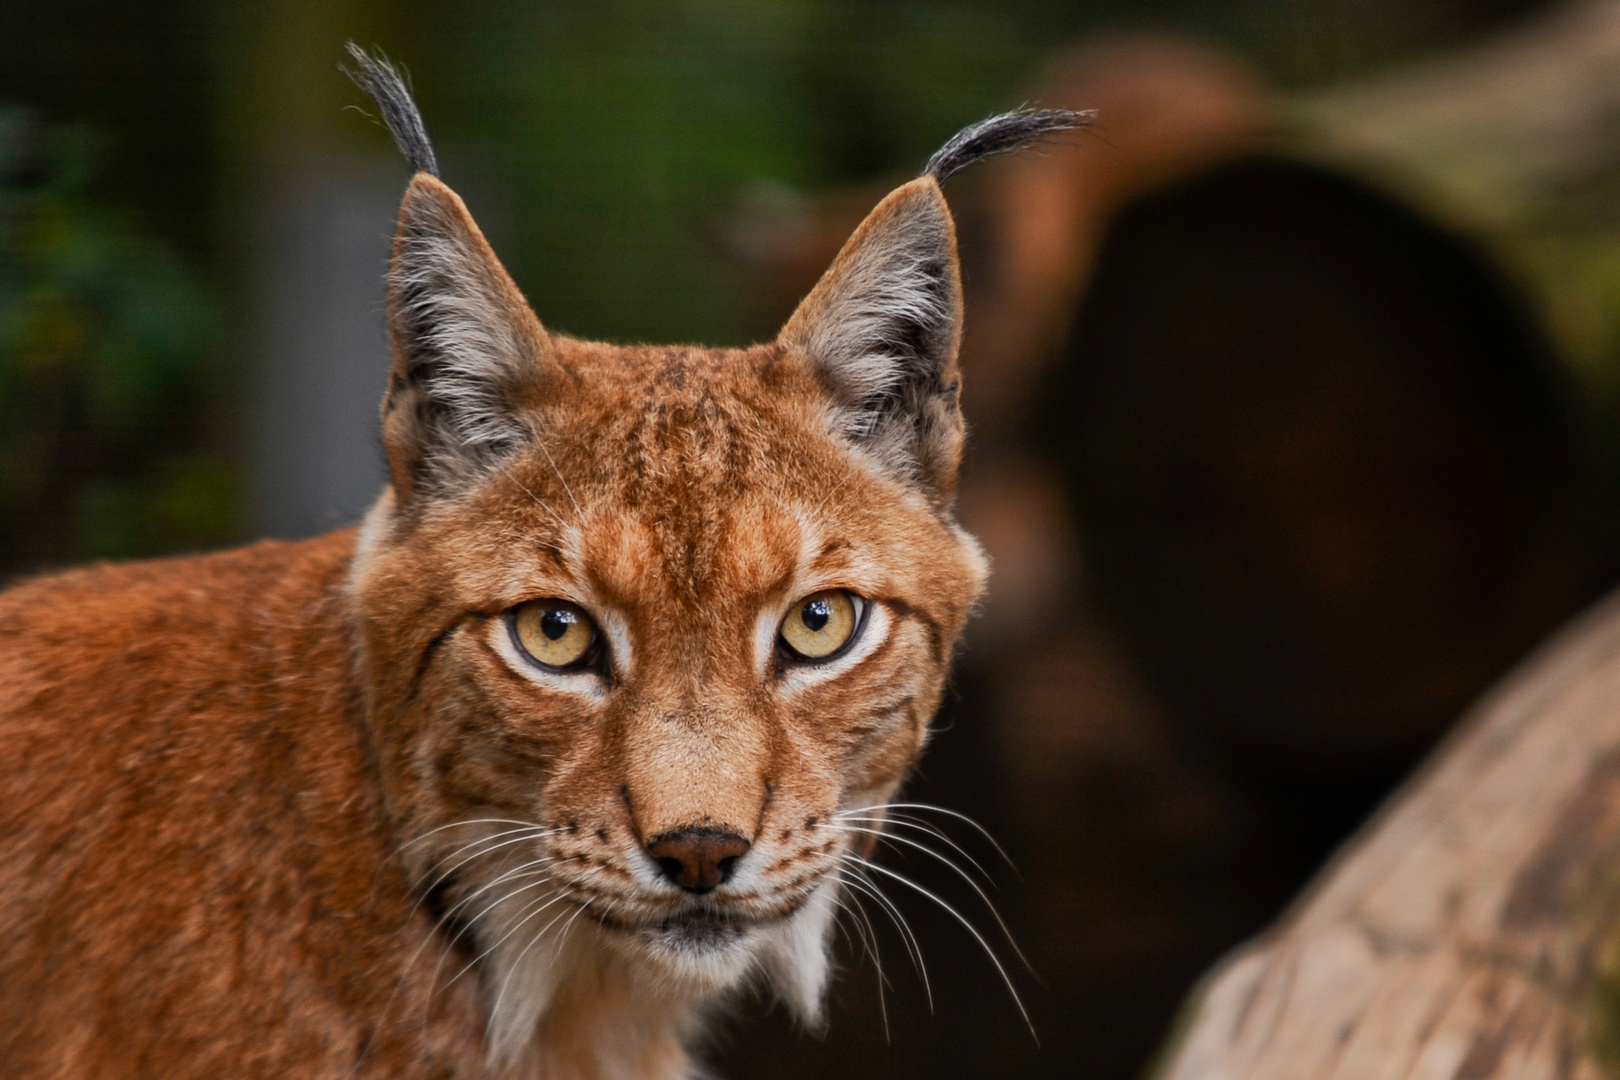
[384,174,552,505]
[778,176,966,500]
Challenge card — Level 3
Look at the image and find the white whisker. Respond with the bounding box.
[849,854,1035,1039]
[839,802,1017,873]
[434,856,560,934]
[832,815,995,885]
[487,894,590,1043]
[411,875,565,1035]
[424,861,561,978]
[440,881,574,993]
[396,818,554,856]
[835,884,891,1042]
[418,827,558,895]
[823,822,1029,973]
[838,864,932,1011]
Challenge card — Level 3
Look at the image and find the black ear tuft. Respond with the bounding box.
[343,44,440,177]
[922,107,1091,184]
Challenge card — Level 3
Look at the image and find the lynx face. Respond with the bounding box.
[336,50,1080,1068]
[343,162,990,1057]
[350,329,986,1044]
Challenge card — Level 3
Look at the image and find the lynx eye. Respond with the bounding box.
[511,600,597,670]
[780,590,862,661]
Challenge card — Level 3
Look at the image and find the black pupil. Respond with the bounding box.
[801,597,832,632]
[540,608,575,641]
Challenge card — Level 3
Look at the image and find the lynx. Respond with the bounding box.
[0,49,1082,1079]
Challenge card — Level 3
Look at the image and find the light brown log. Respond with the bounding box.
[1154,590,1620,1080]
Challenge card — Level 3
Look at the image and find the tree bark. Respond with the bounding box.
[1153,589,1620,1080]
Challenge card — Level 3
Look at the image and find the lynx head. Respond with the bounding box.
[342,48,1083,1064]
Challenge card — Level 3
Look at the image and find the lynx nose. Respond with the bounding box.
[646,828,751,893]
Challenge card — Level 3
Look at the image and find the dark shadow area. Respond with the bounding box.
[1054,157,1601,793]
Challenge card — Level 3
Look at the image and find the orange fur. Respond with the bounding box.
[0,161,988,1076]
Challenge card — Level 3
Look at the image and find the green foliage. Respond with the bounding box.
[0,109,234,577]
[400,0,1523,348]
[406,0,1030,345]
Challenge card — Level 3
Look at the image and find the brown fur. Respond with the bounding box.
[0,163,987,1075]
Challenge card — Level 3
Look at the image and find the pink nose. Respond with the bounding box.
[646,828,751,893]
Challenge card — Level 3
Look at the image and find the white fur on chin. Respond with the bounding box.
[480,877,842,1066]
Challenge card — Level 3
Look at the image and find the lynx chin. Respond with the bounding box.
[0,46,1085,1079]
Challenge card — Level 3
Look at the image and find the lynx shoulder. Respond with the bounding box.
[0,48,1083,1079]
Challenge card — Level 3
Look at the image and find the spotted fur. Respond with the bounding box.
[0,59,1084,1080]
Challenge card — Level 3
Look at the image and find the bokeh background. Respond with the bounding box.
[8,0,1620,1077]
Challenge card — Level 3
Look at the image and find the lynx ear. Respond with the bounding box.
[346,45,549,504]
[778,177,966,498]
[779,107,1090,498]
[382,175,550,502]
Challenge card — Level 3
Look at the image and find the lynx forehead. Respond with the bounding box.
[0,47,1083,1080]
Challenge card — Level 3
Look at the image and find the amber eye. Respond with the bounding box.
[780,590,861,661]
[512,600,597,670]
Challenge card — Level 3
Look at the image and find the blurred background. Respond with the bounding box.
[7,0,1620,1076]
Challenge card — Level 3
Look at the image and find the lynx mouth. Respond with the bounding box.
[582,904,772,981]
[651,910,748,950]
[594,906,760,933]
[589,897,804,954]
